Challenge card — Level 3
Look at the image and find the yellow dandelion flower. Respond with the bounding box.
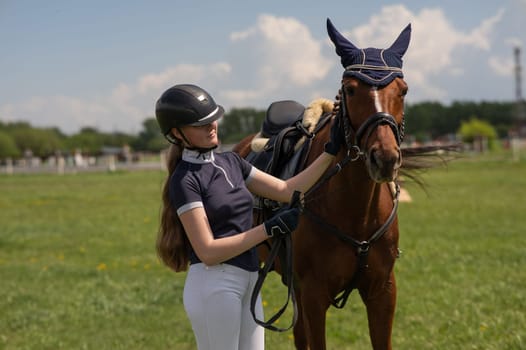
[262,300,268,307]
[96,263,107,271]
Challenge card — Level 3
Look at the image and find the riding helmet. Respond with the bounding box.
[155,84,224,141]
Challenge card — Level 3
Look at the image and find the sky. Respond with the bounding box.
[1,0,525,135]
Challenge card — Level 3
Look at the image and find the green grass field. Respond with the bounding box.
[1,151,525,349]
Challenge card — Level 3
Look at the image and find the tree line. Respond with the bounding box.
[0,100,521,160]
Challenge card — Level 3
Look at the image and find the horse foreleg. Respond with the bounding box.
[295,285,330,350]
[360,272,397,350]
[292,288,309,350]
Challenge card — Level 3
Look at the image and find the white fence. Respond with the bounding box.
[1,153,166,175]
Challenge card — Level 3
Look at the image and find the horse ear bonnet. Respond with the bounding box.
[327,18,411,86]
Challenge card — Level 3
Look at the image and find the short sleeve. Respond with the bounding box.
[169,170,203,216]
[228,152,254,180]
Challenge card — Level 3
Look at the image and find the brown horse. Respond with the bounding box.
[234,19,414,349]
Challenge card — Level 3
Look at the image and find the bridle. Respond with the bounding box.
[338,84,405,161]
[302,82,405,198]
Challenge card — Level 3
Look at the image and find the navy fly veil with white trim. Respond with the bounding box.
[326,18,411,87]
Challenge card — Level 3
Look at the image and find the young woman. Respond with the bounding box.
[155,84,343,350]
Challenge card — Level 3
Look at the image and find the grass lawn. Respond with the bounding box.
[1,151,525,349]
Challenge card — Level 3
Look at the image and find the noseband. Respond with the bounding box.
[338,86,405,160]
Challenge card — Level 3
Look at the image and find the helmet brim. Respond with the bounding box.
[188,105,224,126]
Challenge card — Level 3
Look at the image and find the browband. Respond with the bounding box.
[345,64,403,72]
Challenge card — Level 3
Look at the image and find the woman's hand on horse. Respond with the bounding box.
[263,207,300,238]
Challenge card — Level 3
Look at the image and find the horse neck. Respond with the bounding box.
[326,158,389,234]
[337,160,380,204]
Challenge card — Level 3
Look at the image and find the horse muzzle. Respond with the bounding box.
[366,142,402,183]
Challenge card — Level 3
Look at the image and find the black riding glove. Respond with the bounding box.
[324,114,345,156]
[263,207,300,238]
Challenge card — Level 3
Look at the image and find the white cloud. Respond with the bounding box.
[230,27,256,41]
[1,95,111,133]
[1,63,232,134]
[462,9,505,50]
[257,15,333,86]
[221,89,262,104]
[225,14,333,107]
[0,8,515,134]
[488,56,513,77]
[134,63,232,96]
[506,37,523,49]
[499,38,524,80]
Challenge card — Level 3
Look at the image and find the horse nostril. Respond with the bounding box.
[369,149,382,168]
[369,148,401,170]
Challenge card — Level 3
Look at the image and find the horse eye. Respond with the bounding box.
[345,87,355,96]
[400,88,408,97]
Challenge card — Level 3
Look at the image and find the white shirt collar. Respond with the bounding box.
[182,148,215,164]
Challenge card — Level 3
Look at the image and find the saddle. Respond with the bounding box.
[246,98,334,211]
[246,100,308,181]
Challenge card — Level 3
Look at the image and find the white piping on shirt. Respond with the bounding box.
[177,201,203,216]
[211,160,234,188]
[181,149,235,188]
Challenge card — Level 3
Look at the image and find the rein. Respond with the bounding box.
[303,183,400,308]
[250,191,301,332]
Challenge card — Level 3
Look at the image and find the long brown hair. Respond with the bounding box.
[156,142,190,272]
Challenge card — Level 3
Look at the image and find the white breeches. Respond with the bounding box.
[183,263,264,350]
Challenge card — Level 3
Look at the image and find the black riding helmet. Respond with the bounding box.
[155,84,224,143]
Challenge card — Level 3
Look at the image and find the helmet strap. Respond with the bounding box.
[177,128,218,154]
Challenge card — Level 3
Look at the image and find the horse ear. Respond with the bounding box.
[326,18,359,58]
[387,24,411,57]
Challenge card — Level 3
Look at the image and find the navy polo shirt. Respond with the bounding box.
[169,149,258,271]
